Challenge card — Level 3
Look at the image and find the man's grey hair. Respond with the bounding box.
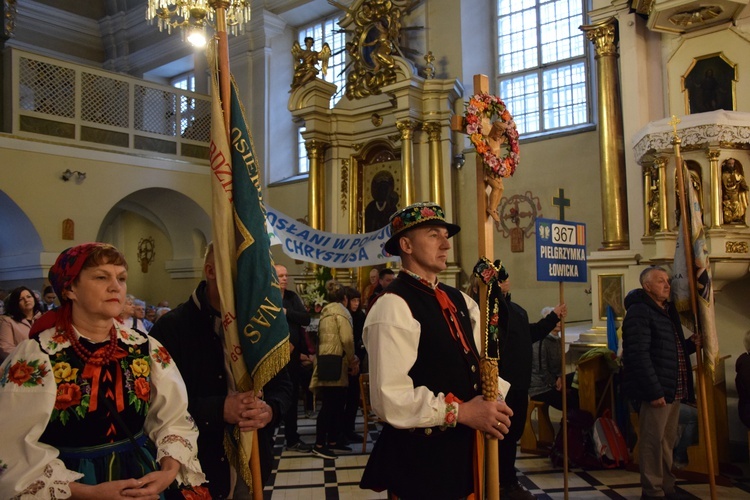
[639,266,667,286]
[133,299,146,308]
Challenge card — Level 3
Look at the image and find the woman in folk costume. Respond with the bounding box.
[0,243,206,499]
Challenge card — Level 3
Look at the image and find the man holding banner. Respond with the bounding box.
[207,35,293,496]
[151,244,293,498]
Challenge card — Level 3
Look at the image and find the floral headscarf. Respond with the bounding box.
[29,243,111,338]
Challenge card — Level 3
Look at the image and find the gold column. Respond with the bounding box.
[424,121,444,206]
[654,156,669,232]
[306,140,329,230]
[707,149,722,228]
[643,163,653,236]
[397,119,418,206]
[581,18,629,250]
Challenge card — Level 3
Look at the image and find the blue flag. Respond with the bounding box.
[606,305,618,353]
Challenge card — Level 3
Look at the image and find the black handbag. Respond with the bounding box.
[317,354,343,381]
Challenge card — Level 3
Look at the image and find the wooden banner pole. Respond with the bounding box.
[671,117,716,499]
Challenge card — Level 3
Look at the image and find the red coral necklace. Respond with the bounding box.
[65,326,119,366]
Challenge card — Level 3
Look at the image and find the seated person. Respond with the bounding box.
[529,306,578,410]
[737,329,750,428]
[672,401,698,469]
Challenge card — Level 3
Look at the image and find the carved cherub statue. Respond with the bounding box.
[291,37,332,90]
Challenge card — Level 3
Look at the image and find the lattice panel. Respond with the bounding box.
[81,73,129,128]
[180,95,211,142]
[134,84,176,136]
[18,57,75,117]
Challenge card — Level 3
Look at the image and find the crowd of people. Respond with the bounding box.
[2,203,750,500]
[0,286,172,364]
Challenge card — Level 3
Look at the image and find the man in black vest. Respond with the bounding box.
[360,202,513,500]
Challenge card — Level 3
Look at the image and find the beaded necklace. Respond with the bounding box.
[65,325,119,366]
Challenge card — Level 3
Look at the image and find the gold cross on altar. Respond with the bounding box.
[669,114,681,139]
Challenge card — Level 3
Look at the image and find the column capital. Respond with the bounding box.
[305,139,330,158]
[653,155,669,168]
[422,121,442,141]
[396,119,419,140]
[642,162,656,177]
[581,17,618,58]
[706,149,721,161]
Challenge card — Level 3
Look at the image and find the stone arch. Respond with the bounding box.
[0,190,45,286]
[97,187,211,278]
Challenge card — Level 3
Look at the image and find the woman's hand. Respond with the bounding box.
[69,474,169,499]
[119,456,179,497]
[555,376,562,391]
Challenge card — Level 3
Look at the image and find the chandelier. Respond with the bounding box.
[146,0,251,42]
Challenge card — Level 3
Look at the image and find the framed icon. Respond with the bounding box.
[598,273,625,320]
[682,53,737,114]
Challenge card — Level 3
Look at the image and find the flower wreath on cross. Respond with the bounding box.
[464,93,519,179]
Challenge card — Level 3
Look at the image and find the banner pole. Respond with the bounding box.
[671,118,716,499]
[559,281,568,500]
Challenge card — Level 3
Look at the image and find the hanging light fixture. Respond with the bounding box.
[146,0,251,40]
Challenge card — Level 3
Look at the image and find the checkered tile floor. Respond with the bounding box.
[263,405,750,499]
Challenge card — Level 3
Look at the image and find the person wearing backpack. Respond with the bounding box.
[622,267,697,500]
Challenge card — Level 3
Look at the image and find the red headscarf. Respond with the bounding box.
[29,243,110,338]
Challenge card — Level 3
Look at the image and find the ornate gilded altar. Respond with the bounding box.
[632,110,750,289]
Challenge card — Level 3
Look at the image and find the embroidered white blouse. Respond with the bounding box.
[0,321,205,499]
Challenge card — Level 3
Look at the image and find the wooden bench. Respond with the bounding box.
[520,399,555,454]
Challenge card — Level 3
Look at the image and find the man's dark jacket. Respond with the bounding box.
[622,288,695,405]
[150,281,292,499]
[282,289,310,353]
[497,296,560,393]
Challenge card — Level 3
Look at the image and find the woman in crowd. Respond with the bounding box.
[341,287,366,444]
[309,280,360,460]
[0,243,205,499]
[0,285,43,362]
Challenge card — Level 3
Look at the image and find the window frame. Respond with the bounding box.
[295,13,346,176]
[495,0,594,140]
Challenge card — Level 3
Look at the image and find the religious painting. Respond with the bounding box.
[682,53,737,114]
[363,160,402,232]
[598,274,625,320]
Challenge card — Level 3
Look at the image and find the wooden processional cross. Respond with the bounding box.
[450,74,502,500]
